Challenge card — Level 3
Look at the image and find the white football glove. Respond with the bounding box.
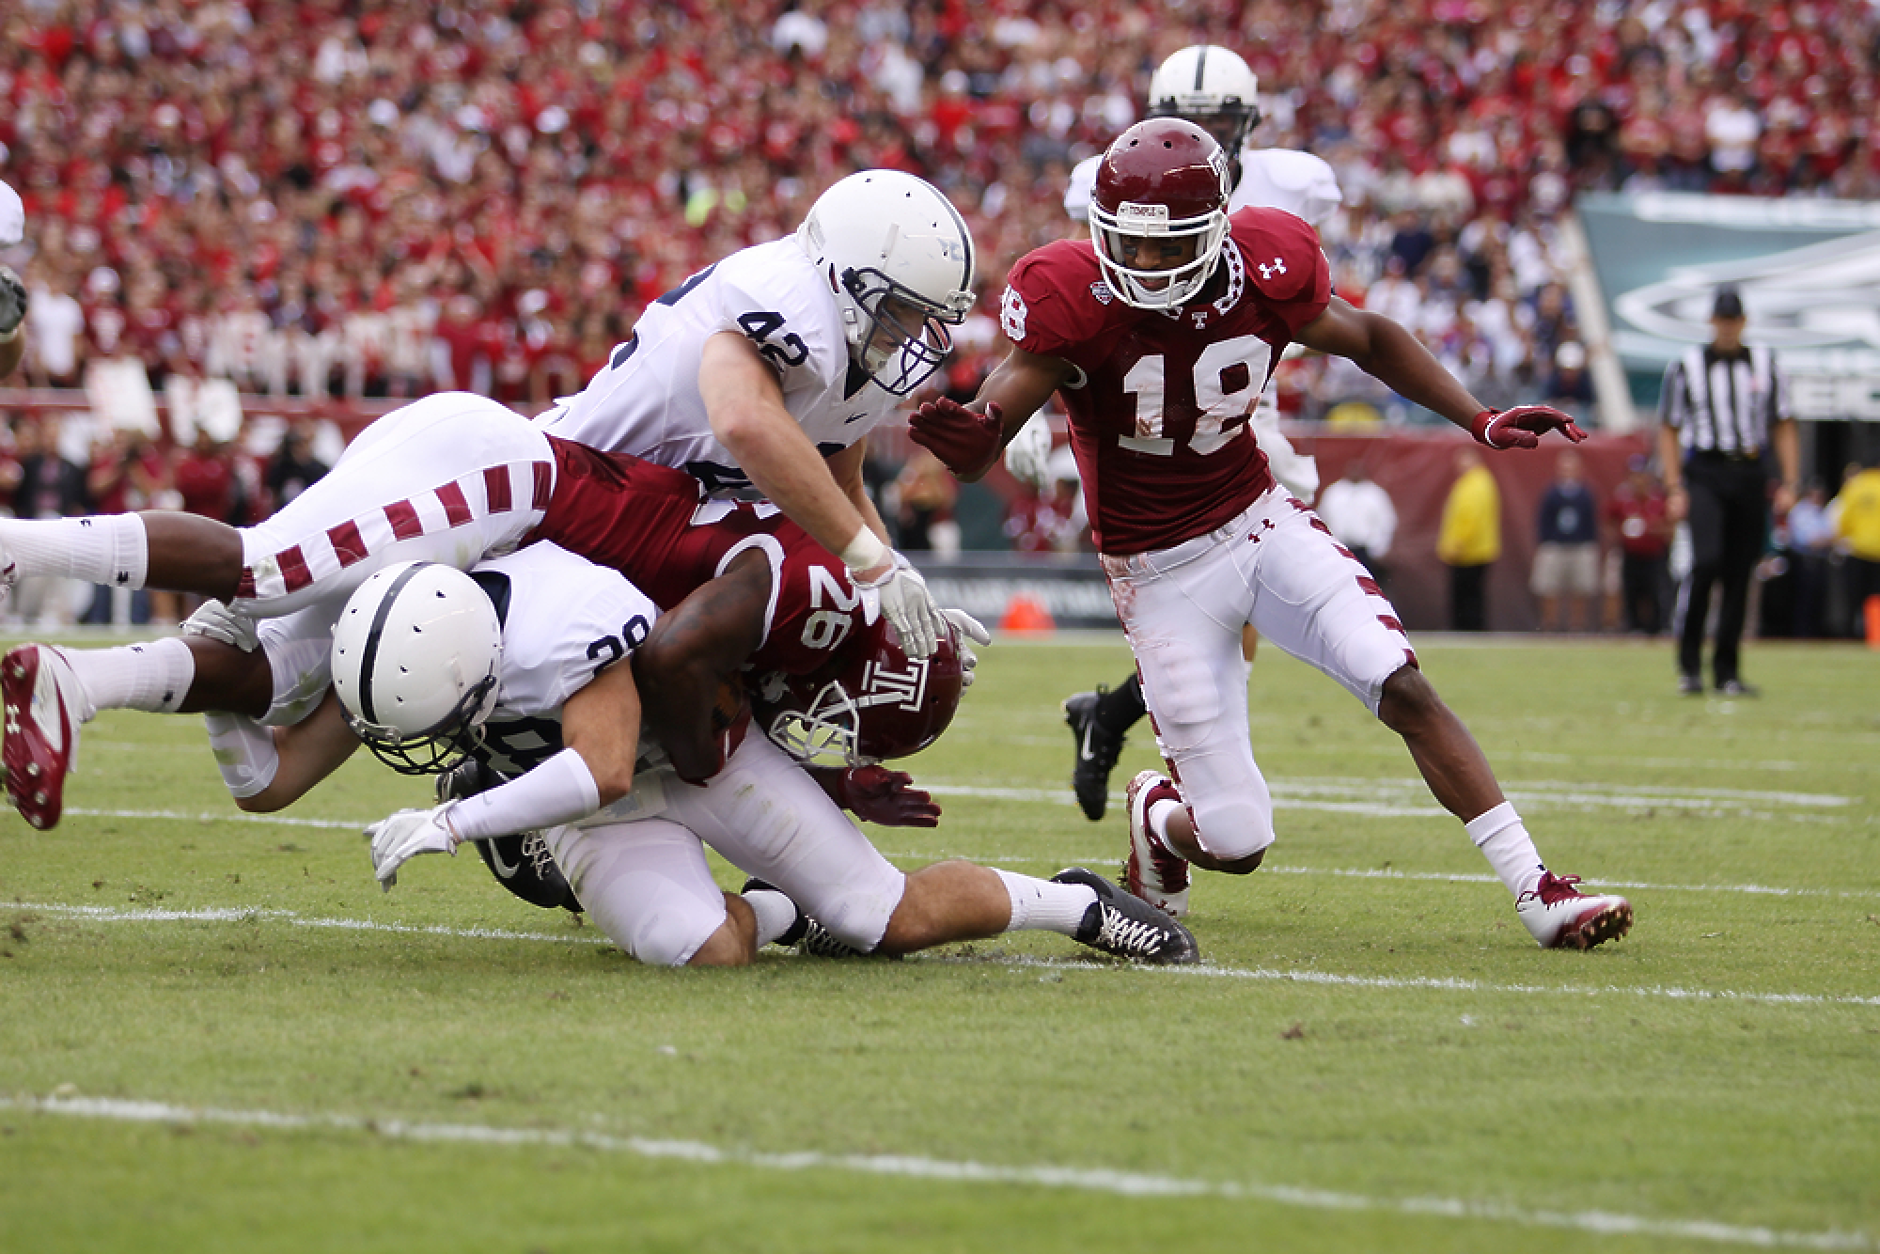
[366,805,461,891]
[181,599,259,652]
[1002,415,1053,489]
[855,551,944,660]
[939,608,990,687]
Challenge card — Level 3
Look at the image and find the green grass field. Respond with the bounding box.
[2,630,1876,1252]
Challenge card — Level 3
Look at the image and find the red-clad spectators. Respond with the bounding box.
[0,0,1874,426]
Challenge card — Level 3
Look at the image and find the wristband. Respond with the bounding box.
[203,711,280,800]
[840,525,888,573]
[443,747,603,842]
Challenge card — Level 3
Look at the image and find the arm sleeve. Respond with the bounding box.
[444,746,602,842]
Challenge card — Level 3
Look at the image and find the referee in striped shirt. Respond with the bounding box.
[1657,285,1799,696]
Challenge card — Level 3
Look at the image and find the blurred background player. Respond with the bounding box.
[911,120,1630,951]
[0,180,26,378]
[1658,284,1799,696]
[1050,45,1343,820]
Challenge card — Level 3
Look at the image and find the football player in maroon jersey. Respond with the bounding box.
[910,119,1633,951]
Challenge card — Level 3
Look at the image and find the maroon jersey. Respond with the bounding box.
[1000,208,1331,553]
[531,437,867,677]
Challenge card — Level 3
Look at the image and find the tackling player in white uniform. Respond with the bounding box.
[540,169,977,661]
[178,545,1197,967]
[1028,46,1346,821]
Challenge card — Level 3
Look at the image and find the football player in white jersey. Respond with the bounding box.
[164,547,1198,967]
[1042,45,1346,821]
[539,169,976,662]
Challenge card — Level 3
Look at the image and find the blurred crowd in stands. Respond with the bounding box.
[2,0,1878,630]
[4,0,1878,414]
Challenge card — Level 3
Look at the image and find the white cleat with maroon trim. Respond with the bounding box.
[1516,872,1633,950]
[1123,769,1191,919]
[2,645,94,831]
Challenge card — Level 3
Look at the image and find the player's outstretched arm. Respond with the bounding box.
[634,550,770,786]
[909,347,1077,482]
[1296,298,1586,448]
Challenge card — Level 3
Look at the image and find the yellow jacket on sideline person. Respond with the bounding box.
[1833,467,1880,561]
[1438,461,1502,567]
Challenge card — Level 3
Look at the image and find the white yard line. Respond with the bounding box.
[1,1094,1868,1250]
[8,901,1876,1009]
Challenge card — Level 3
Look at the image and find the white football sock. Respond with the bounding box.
[993,869,1096,935]
[741,887,799,948]
[61,637,193,716]
[1465,801,1546,899]
[1,513,149,588]
[1147,796,1182,842]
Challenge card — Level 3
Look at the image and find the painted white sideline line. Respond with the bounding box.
[6,902,606,947]
[59,803,1878,902]
[9,901,1877,1010]
[2,1095,1869,1251]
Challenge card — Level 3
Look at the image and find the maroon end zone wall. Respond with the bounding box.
[1298,429,1652,634]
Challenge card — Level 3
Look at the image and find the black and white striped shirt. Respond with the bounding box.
[1658,345,1791,458]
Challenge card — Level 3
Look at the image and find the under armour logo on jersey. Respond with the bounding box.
[1191,311,1210,330]
[1256,257,1288,281]
[1000,286,1029,341]
[860,656,930,712]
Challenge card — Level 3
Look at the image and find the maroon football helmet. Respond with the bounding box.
[1089,117,1232,310]
[752,613,966,767]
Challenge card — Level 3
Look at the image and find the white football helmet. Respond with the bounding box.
[330,561,503,775]
[1147,45,1262,154]
[798,170,976,396]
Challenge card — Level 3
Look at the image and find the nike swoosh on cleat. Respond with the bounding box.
[488,844,522,879]
[1079,725,1098,763]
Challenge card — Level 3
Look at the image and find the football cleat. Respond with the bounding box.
[1678,674,1704,696]
[1123,769,1192,918]
[2,645,93,830]
[1063,688,1127,821]
[443,760,581,913]
[1052,866,1199,965]
[1717,679,1760,698]
[742,878,867,958]
[1515,872,1633,950]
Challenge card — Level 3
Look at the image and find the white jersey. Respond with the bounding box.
[537,238,901,495]
[1065,145,1342,227]
[470,542,659,778]
[247,538,655,758]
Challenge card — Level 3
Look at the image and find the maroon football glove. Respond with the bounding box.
[809,764,941,828]
[1470,405,1588,450]
[908,397,1004,479]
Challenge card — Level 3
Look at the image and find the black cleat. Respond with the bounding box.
[742,878,866,957]
[1052,867,1199,965]
[1063,689,1127,821]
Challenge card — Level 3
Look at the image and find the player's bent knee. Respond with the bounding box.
[1207,848,1267,875]
[685,921,755,967]
[1377,662,1440,732]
